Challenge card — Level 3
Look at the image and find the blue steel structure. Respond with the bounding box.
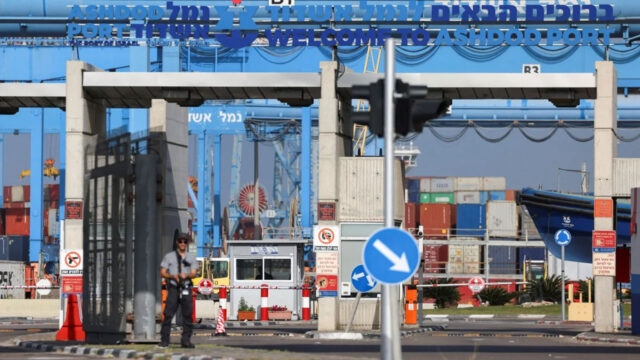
[1,0,640,263]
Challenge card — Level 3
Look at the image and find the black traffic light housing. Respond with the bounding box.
[349,79,451,137]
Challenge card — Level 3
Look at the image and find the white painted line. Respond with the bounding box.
[518,314,546,319]
[468,315,495,319]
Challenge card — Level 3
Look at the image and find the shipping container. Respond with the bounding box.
[482,177,507,191]
[455,191,480,204]
[0,237,8,260]
[419,193,431,203]
[423,245,448,273]
[505,190,516,201]
[489,191,506,201]
[0,208,5,235]
[430,193,454,204]
[479,191,489,204]
[419,203,456,238]
[456,204,486,237]
[419,178,431,193]
[408,191,420,204]
[517,247,546,269]
[404,203,418,231]
[486,201,519,238]
[3,185,31,204]
[456,177,482,191]
[5,208,30,236]
[430,177,455,193]
[448,245,482,274]
[489,246,517,274]
[407,178,420,193]
[520,207,542,240]
[5,236,29,262]
[0,261,26,299]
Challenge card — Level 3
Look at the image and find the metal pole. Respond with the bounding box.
[382,38,401,360]
[345,292,362,333]
[254,141,260,239]
[561,245,566,321]
[418,259,424,327]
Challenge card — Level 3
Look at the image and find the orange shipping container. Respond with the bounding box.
[404,203,418,231]
[505,190,516,201]
[5,208,30,235]
[419,203,456,238]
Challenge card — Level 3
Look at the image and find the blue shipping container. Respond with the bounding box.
[407,178,420,192]
[489,246,517,274]
[0,237,9,261]
[8,236,29,262]
[518,247,546,267]
[408,191,420,204]
[479,192,488,204]
[456,204,486,237]
[489,191,506,201]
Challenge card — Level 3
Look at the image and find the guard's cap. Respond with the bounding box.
[176,232,190,242]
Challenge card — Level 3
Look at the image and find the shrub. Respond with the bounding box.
[270,305,288,311]
[479,286,517,306]
[527,275,562,303]
[422,278,461,308]
[238,297,255,312]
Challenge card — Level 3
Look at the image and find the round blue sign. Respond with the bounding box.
[350,265,377,293]
[362,228,420,285]
[554,229,572,246]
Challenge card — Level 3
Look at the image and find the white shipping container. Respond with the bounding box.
[486,201,519,238]
[455,191,481,204]
[482,177,507,191]
[447,263,464,273]
[447,245,481,274]
[10,186,25,203]
[456,177,483,191]
[430,177,455,193]
[613,158,640,197]
[0,261,26,299]
[419,178,431,193]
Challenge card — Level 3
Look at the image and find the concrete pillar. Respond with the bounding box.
[64,61,106,251]
[593,61,617,333]
[148,99,190,258]
[317,62,352,332]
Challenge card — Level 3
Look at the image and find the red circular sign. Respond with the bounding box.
[318,228,335,245]
[198,278,214,295]
[468,277,486,294]
[64,251,82,268]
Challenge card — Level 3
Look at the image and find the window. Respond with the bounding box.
[264,258,291,281]
[236,259,263,280]
[211,260,229,279]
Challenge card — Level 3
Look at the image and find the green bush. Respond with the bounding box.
[527,275,562,303]
[577,279,595,302]
[238,297,255,312]
[479,286,518,306]
[422,278,461,308]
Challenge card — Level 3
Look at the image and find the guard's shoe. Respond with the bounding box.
[181,342,195,349]
[156,342,169,348]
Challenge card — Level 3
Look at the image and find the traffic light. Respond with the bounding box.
[350,79,385,137]
[349,79,451,137]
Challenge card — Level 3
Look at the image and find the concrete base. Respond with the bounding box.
[338,298,381,330]
[569,303,594,322]
[312,332,364,340]
[318,297,338,331]
[195,300,220,319]
[0,299,59,318]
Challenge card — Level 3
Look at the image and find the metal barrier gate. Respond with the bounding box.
[83,132,162,344]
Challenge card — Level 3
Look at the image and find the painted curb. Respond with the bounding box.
[576,333,640,345]
[17,340,232,359]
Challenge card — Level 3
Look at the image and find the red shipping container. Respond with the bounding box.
[404,203,418,231]
[0,209,5,235]
[3,187,10,204]
[5,207,30,235]
[49,184,60,202]
[419,203,456,238]
[505,190,516,201]
[423,245,448,273]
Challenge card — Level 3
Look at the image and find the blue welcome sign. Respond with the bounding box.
[65,1,617,48]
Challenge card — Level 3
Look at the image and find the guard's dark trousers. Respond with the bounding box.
[161,285,193,344]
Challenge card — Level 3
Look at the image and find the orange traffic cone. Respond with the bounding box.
[214,307,226,336]
[56,294,85,341]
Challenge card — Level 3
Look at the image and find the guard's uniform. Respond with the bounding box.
[160,251,197,345]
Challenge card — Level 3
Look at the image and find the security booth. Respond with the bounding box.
[228,240,306,320]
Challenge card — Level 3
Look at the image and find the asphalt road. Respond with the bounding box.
[0,320,639,360]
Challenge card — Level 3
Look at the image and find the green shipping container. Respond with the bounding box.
[419,193,431,203]
[430,192,455,204]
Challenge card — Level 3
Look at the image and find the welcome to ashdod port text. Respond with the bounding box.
[66,2,618,48]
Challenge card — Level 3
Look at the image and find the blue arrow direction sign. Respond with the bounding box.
[351,264,377,293]
[554,229,572,246]
[362,228,420,285]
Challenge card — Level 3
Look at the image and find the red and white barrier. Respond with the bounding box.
[0,285,60,289]
[219,287,228,321]
[416,281,528,288]
[302,285,310,321]
[260,284,269,321]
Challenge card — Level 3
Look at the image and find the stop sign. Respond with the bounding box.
[468,277,486,294]
[198,278,214,295]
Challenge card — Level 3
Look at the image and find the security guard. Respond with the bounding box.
[159,233,197,348]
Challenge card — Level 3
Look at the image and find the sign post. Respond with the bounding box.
[345,265,378,333]
[554,229,572,321]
